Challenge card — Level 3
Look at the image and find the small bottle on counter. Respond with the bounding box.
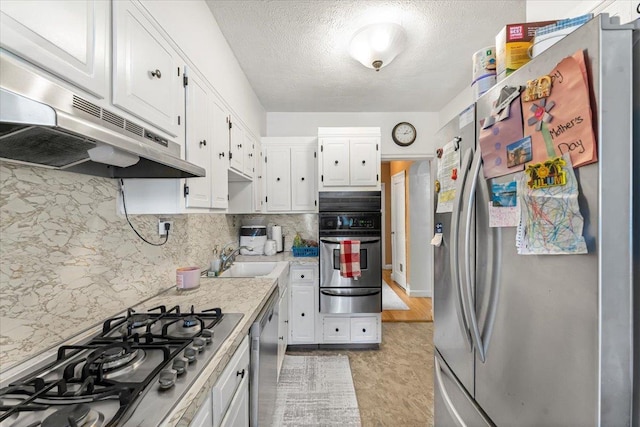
[210,245,221,276]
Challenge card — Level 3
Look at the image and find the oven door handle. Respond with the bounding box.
[320,238,381,244]
[320,289,381,297]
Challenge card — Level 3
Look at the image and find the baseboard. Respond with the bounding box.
[407,290,432,297]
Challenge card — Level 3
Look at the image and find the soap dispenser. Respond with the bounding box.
[210,245,221,275]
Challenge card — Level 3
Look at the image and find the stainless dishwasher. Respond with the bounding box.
[250,289,278,426]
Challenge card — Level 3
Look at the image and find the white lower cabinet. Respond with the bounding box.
[288,265,318,345]
[191,393,213,427]
[212,335,250,427]
[219,373,249,427]
[320,315,381,344]
[277,282,289,380]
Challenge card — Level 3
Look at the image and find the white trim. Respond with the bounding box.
[407,290,431,298]
[382,153,434,161]
[383,264,392,270]
[381,182,386,271]
[391,170,407,289]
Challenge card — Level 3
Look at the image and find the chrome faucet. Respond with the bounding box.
[220,245,253,272]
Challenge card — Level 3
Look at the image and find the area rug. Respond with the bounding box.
[382,281,410,311]
[272,355,361,426]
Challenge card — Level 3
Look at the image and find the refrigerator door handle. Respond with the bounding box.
[435,356,468,427]
[463,149,486,363]
[450,147,473,351]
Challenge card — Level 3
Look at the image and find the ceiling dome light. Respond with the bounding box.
[349,22,407,72]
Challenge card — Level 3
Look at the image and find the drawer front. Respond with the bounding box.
[213,335,250,427]
[350,317,378,342]
[322,317,350,342]
[290,266,315,283]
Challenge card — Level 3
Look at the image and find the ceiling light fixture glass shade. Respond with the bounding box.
[349,22,407,71]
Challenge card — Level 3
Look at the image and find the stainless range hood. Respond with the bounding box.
[0,54,205,179]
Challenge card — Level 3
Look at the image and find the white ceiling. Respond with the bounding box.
[205,0,526,113]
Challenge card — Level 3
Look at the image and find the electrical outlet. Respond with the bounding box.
[158,220,173,236]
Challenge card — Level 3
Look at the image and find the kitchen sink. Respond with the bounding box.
[218,262,279,278]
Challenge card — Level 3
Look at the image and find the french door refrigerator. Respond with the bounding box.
[433,15,638,427]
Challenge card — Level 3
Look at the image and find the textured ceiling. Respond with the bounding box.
[205,0,526,112]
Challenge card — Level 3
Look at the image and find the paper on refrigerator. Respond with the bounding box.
[436,139,461,213]
[516,155,587,255]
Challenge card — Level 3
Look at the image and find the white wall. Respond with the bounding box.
[141,0,266,138]
[438,86,474,128]
[266,112,439,158]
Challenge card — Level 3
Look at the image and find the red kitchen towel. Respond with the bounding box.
[340,240,361,279]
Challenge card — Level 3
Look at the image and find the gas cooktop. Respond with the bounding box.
[0,305,243,427]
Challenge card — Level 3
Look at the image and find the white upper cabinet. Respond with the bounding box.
[211,99,230,209]
[184,70,212,209]
[320,138,350,187]
[112,0,183,137]
[265,145,291,212]
[0,0,109,98]
[290,145,317,211]
[253,139,263,212]
[229,117,243,172]
[243,132,254,177]
[262,138,317,213]
[349,138,379,187]
[318,127,381,191]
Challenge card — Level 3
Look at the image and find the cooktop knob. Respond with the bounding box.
[201,329,214,343]
[172,356,188,375]
[158,369,177,389]
[184,346,197,362]
[193,337,206,352]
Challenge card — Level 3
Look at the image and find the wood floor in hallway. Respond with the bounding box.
[288,322,435,426]
[382,269,433,322]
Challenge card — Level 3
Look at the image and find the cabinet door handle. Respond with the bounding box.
[335,328,339,332]
[150,69,162,79]
[300,274,305,279]
[200,140,207,147]
[362,328,366,333]
[219,152,225,158]
[362,160,366,165]
[236,369,245,379]
[277,177,281,181]
[238,144,242,148]
[301,312,305,317]
[334,160,339,165]
[279,336,284,340]
[301,177,305,181]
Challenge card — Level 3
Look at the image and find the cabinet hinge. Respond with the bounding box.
[314,151,317,158]
[183,75,188,86]
[229,152,233,160]
[321,145,323,152]
[376,144,379,151]
[228,120,233,129]
[377,174,379,181]
[265,156,267,163]
[177,67,180,76]
[183,183,189,197]
[315,200,317,206]
[227,194,230,201]
[266,196,268,203]
[321,175,324,182]
[178,116,181,125]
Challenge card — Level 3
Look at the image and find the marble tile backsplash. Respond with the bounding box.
[0,163,318,369]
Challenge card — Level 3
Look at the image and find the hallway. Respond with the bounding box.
[382,269,433,323]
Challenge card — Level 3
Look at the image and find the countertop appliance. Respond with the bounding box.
[318,191,382,314]
[0,53,205,179]
[240,225,267,255]
[0,305,243,426]
[433,15,638,426]
[250,290,278,427]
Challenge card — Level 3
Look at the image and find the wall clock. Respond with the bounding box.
[392,122,417,146]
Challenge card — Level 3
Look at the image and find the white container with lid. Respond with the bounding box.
[240,225,267,255]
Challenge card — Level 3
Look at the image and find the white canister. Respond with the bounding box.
[271,225,283,252]
[264,240,277,256]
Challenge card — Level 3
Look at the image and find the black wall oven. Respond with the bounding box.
[318,192,382,314]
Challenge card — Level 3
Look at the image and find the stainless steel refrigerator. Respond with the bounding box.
[433,15,638,426]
